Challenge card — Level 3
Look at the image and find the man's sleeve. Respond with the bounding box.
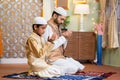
[42,26,53,41]
[52,36,67,50]
[42,26,67,50]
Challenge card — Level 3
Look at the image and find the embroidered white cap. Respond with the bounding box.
[34,17,47,24]
[54,7,67,16]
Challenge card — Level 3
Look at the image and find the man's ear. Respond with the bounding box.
[53,14,58,18]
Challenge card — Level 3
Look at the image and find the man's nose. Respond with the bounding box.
[61,21,64,24]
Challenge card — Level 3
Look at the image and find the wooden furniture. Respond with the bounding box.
[64,32,96,62]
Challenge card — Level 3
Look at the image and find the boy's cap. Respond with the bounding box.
[34,17,47,24]
[54,7,67,16]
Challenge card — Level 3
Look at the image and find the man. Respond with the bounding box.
[42,7,85,74]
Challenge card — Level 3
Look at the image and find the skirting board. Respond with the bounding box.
[0,58,27,64]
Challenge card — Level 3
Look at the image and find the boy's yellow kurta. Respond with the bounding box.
[26,32,64,78]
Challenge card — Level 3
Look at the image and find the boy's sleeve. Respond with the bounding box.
[27,38,53,57]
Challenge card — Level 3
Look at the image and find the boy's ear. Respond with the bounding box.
[34,25,37,30]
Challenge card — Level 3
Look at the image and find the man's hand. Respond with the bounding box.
[48,33,56,42]
[62,30,72,39]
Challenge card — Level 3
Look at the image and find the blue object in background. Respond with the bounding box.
[97,35,102,65]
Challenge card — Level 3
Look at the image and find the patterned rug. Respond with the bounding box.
[3,71,116,80]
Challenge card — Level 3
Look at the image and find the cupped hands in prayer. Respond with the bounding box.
[62,30,72,39]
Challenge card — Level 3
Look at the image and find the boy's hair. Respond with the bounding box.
[32,24,43,30]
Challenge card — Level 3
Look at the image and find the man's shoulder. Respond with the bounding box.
[46,25,52,28]
[45,25,52,31]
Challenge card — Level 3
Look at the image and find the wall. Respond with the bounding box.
[0,0,43,63]
[66,0,99,31]
[103,48,120,67]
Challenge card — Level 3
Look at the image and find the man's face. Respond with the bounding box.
[54,15,66,26]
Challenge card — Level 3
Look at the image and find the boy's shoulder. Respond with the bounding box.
[28,33,40,41]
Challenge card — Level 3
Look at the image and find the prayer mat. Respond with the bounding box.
[3,71,116,80]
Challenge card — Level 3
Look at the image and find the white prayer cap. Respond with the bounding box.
[34,17,47,24]
[54,7,67,16]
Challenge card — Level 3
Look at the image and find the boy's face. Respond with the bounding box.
[35,24,47,36]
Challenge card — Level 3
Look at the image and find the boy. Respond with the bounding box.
[26,17,64,78]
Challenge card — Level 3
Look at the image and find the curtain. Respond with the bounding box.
[99,0,107,48]
[108,0,119,48]
[100,0,119,48]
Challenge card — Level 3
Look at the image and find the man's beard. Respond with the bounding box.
[54,18,62,26]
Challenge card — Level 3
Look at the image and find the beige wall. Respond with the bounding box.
[0,0,43,59]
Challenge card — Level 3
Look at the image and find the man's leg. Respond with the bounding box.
[66,57,85,71]
[51,58,78,74]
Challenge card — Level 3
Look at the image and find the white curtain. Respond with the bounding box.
[100,0,119,48]
[108,0,119,48]
[43,0,55,20]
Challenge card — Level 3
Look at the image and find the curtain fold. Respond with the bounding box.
[100,0,119,48]
[108,0,119,48]
[99,0,107,48]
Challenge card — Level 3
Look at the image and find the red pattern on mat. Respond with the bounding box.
[74,71,116,77]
